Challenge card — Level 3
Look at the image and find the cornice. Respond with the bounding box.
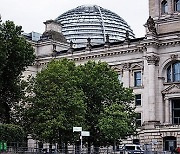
[35,45,145,65]
[158,40,180,47]
[35,38,180,65]
[142,40,159,47]
[39,45,145,62]
[71,47,144,61]
[143,36,180,48]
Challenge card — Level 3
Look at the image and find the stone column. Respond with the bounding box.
[146,55,160,121]
[155,0,160,17]
[164,97,170,123]
[168,0,173,14]
[158,77,165,122]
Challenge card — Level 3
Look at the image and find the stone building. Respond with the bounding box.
[24,0,180,151]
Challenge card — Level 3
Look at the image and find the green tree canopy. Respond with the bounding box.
[24,59,135,152]
[0,20,35,123]
[0,124,24,142]
[76,61,135,149]
[98,103,136,142]
[24,59,86,144]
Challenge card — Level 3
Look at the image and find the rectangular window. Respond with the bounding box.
[136,113,141,127]
[172,99,180,124]
[173,63,180,82]
[134,71,141,87]
[135,94,141,106]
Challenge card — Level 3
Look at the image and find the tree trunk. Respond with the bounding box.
[65,141,68,154]
[94,146,99,154]
[88,139,91,154]
[58,129,63,153]
[93,141,100,154]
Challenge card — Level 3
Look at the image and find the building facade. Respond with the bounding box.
[25,0,180,151]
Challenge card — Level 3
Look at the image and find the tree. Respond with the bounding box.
[0,20,35,123]
[98,103,136,148]
[24,59,86,149]
[0,124,24,143]
[24,59,135,153]
[75,61,135,153]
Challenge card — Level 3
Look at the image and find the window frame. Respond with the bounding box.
[174,0,180,12]
[134,71,142,87]
[172,99,180,124]
[162,0,168,14]
[136,112,142,127]
[135,94,141,106]
[167,61,180,83]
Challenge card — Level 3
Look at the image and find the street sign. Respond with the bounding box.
[73,127,82,132]
[81,131,90,136]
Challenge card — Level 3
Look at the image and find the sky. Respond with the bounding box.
[0,0,149,38]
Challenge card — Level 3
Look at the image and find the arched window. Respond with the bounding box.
[175,0,180,11]
[162,0,168,14]
[167,61,180,82]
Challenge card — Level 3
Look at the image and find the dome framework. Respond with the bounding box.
[56,5,135,47]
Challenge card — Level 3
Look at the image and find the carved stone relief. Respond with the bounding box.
[146,55,160,65]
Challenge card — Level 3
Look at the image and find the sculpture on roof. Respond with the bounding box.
[147,16,157,35]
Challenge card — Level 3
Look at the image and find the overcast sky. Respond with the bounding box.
[0,0,149,38]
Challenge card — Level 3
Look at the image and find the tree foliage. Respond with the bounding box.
[24,59,86,144]
[75,61,135,147]
[98,103,136,142]
[0,124,24,142]
[0,20,35,123]
[24,59,135,149]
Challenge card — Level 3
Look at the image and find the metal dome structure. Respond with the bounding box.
[56,5,135,47]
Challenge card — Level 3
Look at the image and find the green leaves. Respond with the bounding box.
[75,61,135,146]
[98,103,136,141]
[25,59,86,143]
[24,59,135,147]
[0,124,24,142]
[0,20,35,123]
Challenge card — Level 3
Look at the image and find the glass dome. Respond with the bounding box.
[56,5,135,47]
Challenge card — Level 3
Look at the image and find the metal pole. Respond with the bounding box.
[80,135,82,153]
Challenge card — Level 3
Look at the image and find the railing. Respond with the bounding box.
[0,146,171,154]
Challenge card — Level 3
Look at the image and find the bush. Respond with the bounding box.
[0,124,24,142]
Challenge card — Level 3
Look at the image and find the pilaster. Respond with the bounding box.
[164,97,170,124]
[168,0,173,14]
[146,54,160,121]
[122,63,130,88]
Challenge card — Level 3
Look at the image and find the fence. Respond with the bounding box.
[0,146,171,154]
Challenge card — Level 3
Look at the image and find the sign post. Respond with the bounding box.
[73,127,90,153]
